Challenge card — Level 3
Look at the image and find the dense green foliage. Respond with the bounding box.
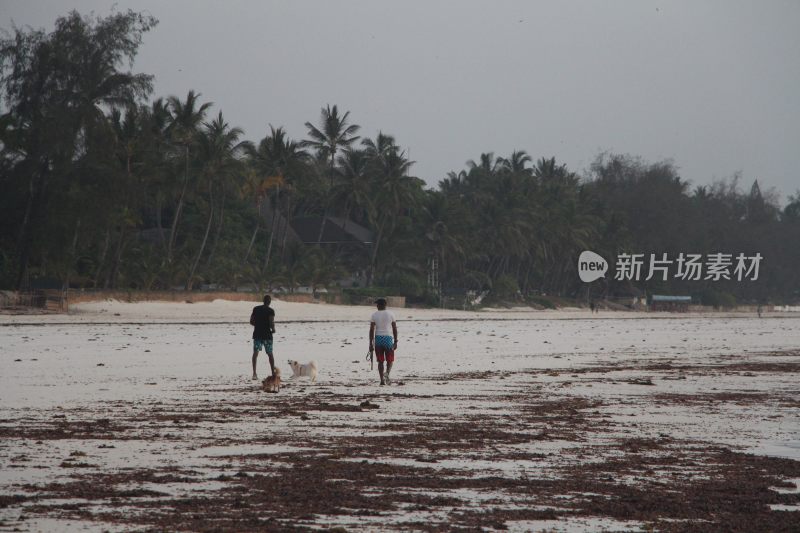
[2,11,799,305]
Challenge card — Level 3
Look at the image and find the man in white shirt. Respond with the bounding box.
[369,298,398,386]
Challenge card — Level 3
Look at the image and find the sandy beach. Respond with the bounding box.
[1,300,799,531]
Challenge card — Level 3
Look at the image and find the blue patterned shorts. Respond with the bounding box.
[253,339,273,353]
[374,335,394,350]
[374,335,394,362]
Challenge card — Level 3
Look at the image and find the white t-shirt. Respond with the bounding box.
[371,310,396,336]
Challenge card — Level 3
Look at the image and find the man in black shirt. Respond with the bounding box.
[250,295,276,380]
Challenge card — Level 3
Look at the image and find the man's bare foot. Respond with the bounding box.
[252,373,258,380]
[380,380,385,386]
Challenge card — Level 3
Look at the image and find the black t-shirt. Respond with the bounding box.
[251,305,275,340]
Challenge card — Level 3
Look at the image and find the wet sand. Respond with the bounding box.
[1,301,799,531]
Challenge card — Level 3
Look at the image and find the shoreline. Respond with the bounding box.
[2,314,797,327]
[1,297,796,325]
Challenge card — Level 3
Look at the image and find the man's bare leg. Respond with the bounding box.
[267,351,275,377]
[385,361,393,384]
[252,350,259,380]
[378,361,385,385]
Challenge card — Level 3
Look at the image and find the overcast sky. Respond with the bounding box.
[3,0,799,199]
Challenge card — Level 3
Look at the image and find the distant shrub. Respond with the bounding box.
[491,275,521,301]
[717,292,737,309]
[342,286,390,304]
[380,272,425,298]
[700,289,737,309]
[412,290,441,307]
[527,295,557,309]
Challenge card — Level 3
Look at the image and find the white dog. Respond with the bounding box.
[287,360,318,382]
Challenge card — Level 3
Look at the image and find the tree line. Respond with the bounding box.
[2,10,798,306]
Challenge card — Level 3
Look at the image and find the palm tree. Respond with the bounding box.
[165,90,212,265]
[366,145,422,285]
[421,191,465,286]
[331,149,372,234]
[440,170,468,196]
[240,167,265,264]
[461,152,504,210]
[301,105,360,244]
[186,111,248,289]
[100,105,149,289]
[141,98,172,248]
[467,152,502,176]
[248,126,309,273]
[362,131,399,161]
[534,156,570,182]
[499,150,533,175]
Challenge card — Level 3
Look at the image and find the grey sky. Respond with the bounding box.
[3,0,799,199]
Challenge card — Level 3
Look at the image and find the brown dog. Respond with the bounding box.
[261,367,281,393]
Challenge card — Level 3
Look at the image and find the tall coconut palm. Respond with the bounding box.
[165,90,212,264]
[248,130,285,272]
[533,156,569,182]
[440,170,468,196]
[240,167,265,265]
[101,105,148,289]
[301,105,360,244]
[248,126,309,272]
[141,98,173,248]
[186,111,247,289]
[499,150,533,175]
[362,131,399,162]
[467,152,502,176]
[421,191,465,285]
[331,149,372,234]
[461,152,504,210]
[366,147,422,285]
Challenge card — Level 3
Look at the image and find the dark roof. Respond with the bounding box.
[291,216,374,245]
[327,216,373,244]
